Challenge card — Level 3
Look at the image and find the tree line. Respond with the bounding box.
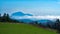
[0,13,20,23]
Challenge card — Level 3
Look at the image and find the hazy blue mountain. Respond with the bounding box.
[37,19,54,26]
[10,11,34,23]
[25,14,33,16]
[18,19,34,23]
[37,19,53,23]
[11,12,33,17]
[10,11,55,25]
[11,12,25,16]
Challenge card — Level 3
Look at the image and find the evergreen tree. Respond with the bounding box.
[6,14,10,22]
[0,13,1,22]
[55,19,60,33]
[2,13,7,22]
[0,14,1,18]
[0,13,20,23]
[47,23,51,28]
[35,21,38,24]
[3,13,6,18]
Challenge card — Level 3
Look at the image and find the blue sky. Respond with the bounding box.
[0,0,60,16]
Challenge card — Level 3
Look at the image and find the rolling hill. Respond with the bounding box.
[0,22,56,34]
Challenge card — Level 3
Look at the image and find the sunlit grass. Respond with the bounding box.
[0,22,56,34]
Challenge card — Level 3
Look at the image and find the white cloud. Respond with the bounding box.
[12,15,60,20]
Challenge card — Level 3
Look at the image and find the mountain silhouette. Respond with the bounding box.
[11,12,33,17]
[25,14,33,16]
[37,19,54,26]
[38,19,52,23]
[18,19,34,23]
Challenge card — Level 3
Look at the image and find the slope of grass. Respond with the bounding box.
[0,22,56,34]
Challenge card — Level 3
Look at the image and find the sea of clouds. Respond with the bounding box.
[11,15,60,20]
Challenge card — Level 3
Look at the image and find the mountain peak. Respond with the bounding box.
[11,11,33,17]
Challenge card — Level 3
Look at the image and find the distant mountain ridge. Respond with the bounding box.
[11,12,33,17]
[10,11,57,24]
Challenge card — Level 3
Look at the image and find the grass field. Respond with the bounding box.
[0,22,56,34]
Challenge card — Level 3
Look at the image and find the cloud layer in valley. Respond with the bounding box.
[12,15,60,20]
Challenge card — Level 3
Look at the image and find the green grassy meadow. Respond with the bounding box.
[0,22,56,34]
